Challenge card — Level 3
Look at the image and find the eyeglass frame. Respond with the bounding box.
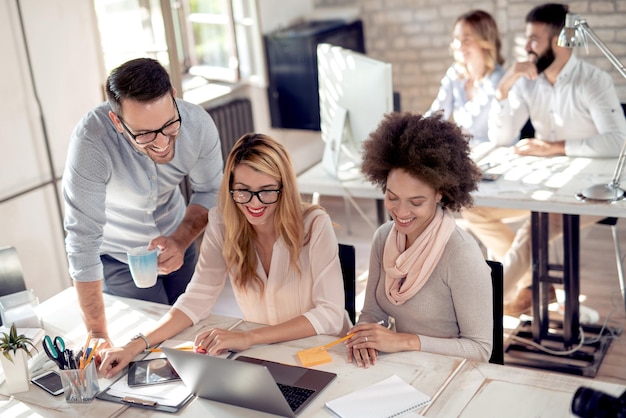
[116,95,182,146]
[229,188,283,204]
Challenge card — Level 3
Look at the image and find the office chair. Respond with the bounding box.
[487,260,504,365]
[338,243,357,324]
[0,246,28,327]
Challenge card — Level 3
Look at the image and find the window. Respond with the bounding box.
[94,0,261,94]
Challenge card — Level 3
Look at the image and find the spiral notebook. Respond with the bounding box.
[325,374,430,418]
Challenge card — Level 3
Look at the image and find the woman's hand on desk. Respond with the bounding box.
[194,328,251,355]
[345,323,421,368]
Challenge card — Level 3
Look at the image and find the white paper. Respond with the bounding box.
[325,374,430,418]
[105,377,192,407]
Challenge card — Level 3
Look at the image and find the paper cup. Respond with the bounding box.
[127,246,158,288]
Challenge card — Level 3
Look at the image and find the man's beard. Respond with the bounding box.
[533,46,556,74]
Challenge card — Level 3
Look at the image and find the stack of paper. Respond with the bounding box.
[325,374,430,418]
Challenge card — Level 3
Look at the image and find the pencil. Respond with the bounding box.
[149,345,195,353]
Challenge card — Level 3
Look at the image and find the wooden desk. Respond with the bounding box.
[425,359,625,418]
[1,289,624,417]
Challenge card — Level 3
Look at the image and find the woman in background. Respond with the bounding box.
[426,10,505,147]
[100,133,347,378]
[345,113,493,366]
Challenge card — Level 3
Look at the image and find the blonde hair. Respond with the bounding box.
[218,133,321,292]
[454,10,504,79]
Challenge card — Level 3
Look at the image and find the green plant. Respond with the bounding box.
[0,324,36,363]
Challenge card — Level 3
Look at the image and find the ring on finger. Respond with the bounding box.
[365,336,368,342]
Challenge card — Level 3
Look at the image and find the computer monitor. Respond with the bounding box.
[317,43,393,180]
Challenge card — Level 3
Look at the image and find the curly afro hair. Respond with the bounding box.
[360,112,482,212]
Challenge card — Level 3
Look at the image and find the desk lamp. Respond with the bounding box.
[558,13,626,201]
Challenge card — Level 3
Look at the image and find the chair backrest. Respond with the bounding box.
[338,244,357,324]
[0,246,28,327]
[486,260,504,364]
[0,246,27,298]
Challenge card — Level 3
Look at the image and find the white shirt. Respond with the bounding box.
[427,65,504,147]
[488,54,626,157]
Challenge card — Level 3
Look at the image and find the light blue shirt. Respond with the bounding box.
[62,99,223,282]
[488,55,626,157]
[427,65,504,147]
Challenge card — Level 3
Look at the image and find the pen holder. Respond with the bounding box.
[58,361,100,403]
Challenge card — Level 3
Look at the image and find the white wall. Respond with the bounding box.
[257,0,314,33]
[1,0,104,301]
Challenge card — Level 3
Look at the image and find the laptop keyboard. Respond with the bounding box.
[277,383,315,411]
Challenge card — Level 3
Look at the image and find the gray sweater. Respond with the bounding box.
[359,221,493,362]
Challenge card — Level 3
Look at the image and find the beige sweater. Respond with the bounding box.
[359,221,493,362]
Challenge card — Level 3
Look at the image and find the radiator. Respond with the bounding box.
[181,97,254,205]
[205,98,255,161]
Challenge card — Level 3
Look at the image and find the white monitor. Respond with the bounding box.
[317,43,393,180]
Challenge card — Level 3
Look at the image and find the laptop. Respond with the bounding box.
[161,347,337,417]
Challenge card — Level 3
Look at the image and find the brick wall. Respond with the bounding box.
[313,0,626,114]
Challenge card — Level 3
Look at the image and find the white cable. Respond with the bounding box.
[506,289,624,356]
[505,326,585,356]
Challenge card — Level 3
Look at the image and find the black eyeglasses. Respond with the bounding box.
[117,97,182,145]
[230,189,282,204]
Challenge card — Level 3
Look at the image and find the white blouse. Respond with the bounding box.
[173,207,347,336]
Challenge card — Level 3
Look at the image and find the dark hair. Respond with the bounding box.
[105,58,172,114]
[360,112,481,212]
[526,3,569,35]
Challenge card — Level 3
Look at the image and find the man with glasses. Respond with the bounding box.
[62,58,223,345]
[462,3,626,316]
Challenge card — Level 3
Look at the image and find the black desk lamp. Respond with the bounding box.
[558,13,626,202]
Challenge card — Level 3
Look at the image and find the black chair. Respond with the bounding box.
[0,246,28,327]
[338,243,357,324]
[487,260,504,365]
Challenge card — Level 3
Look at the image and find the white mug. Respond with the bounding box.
[127,246,159,288]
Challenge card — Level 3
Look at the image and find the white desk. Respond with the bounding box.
[474,147,626,216]
[0,288,463,417]
[474,147,626,376]
[297,162,386,230]
[425,359,625,418]
[4,289,625,417]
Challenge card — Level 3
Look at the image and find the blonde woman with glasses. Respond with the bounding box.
[427,10,505,147]
[99,133,347,378]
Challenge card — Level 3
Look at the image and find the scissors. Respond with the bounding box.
[43,335,67,370]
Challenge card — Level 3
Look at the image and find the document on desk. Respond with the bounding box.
[105,377,191,408]
[98,339,194,411]
[325,374,430,418]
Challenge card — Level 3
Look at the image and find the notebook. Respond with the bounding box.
[325,374,430,418]
[162,347,337,417]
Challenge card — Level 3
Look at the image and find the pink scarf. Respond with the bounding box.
[383,206,456,305]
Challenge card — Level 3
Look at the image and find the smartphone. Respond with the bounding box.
[31,370,64,396]
[127,358,181,387]
[481,172,500,182]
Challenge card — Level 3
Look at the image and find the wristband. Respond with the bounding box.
[131,333,151,352]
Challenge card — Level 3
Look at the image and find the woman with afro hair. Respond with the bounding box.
[345,112,493,365]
